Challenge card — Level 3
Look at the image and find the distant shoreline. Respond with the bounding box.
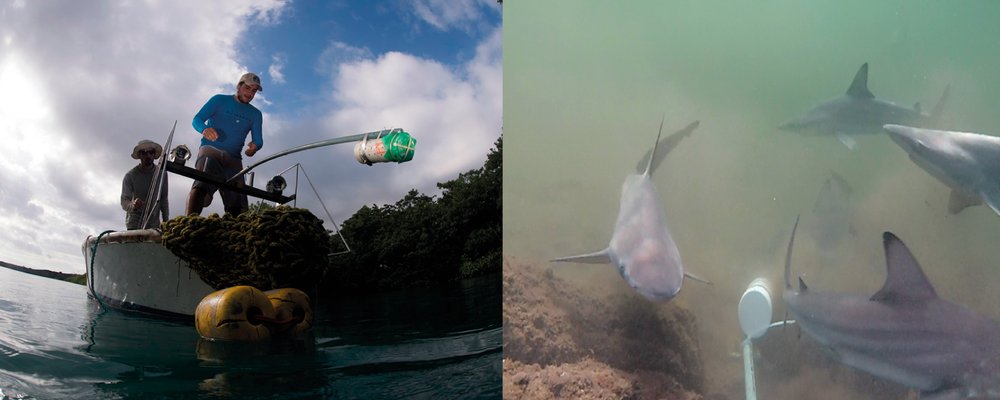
[0,260,86,285]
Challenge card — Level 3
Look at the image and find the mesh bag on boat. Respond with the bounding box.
[160,206,331,290]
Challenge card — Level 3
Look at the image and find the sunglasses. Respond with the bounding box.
[138,150,156,156]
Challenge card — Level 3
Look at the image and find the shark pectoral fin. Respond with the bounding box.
[835,132,857,150]
[947,189,981,214]
[551,249,612,264]
[978,186,1000,217]
[683,271,712,285]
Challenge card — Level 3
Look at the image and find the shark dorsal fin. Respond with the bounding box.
[913,102,922,113]
[870,232,938,303]
[846,62,875,99]
[798,277,808,292]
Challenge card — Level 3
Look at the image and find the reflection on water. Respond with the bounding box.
[0,267,500,399]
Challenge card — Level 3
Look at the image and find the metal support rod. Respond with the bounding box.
[743,319,796,400]
[744,337,757,400]
[227,128,401,183]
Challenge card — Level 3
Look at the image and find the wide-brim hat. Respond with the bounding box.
[132,140,163,159]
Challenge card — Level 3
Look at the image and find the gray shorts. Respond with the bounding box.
[192,146,248,214]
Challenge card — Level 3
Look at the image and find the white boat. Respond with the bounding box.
[82,128,416,320]
[83,229,213,320]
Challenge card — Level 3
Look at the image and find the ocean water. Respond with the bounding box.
[0,266,500,399]
[504,1,1000,398]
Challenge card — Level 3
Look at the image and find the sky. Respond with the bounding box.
[0,0,502,274]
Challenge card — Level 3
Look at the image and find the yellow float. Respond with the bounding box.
[264,288,313,337]
[195,285,276,342]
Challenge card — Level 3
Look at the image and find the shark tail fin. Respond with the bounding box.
[929,84,950,127]
[642,116,666,177]
[551,249,612,264]
[635,119,700,175]
[784,214,801,291]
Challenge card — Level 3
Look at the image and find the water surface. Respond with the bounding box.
[0,267,500,399]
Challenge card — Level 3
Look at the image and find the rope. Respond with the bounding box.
[88,230,116,310]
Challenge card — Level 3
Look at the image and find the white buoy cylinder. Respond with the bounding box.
[738,278,773,339]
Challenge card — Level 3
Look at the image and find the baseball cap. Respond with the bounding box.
[238,72,263,92]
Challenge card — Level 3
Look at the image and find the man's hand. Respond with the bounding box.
[202,127,219,141]
[129,198,145,212]
[245,142,258,157]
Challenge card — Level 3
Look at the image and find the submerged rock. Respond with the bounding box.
[503,256,704,399]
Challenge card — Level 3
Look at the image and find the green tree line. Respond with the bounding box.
[320,136,501,293]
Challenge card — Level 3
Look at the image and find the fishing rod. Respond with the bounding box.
[226,127,415,184]
[157,127,416,205]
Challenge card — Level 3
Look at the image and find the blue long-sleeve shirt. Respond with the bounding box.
[192,94,263,158]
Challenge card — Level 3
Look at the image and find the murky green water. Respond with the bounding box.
[0,267,500,399]
[504,1,1000,398]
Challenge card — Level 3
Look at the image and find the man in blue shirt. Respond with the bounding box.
[185,72,264,216]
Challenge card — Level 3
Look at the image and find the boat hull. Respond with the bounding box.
[83,229,214,321]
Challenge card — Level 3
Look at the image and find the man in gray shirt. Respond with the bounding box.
[121,140,169,229]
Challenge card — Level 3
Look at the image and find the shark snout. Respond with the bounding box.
[621,257,684,302]
[634,283,681,302]
[882,124,919,150]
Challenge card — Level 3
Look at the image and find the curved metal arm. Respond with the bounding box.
[227,128,401,183]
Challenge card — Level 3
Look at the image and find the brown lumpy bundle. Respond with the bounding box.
[161,206,331,291]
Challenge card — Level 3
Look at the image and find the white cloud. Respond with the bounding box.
[314,26,502,214]
[409,0,498,32]
[0,0,500,274]
[0,0,289,273]
[269,53,286,84]
[316,41,373,74]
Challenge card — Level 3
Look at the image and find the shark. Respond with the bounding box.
[551,119,706,302]
[808,171,857,267]
[779,62,949,150]
[782,216,1000,399]
[883,124,1000,217]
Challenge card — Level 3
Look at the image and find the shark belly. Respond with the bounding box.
[609,175,683,301]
